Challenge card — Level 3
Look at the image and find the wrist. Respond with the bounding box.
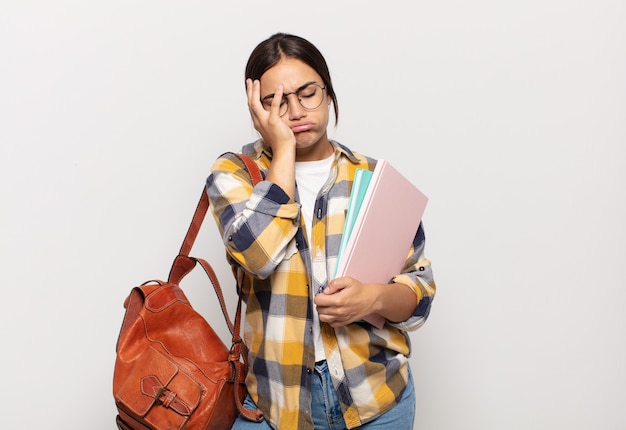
[375,282,416,323]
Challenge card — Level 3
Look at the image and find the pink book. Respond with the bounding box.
[334,159,428,328]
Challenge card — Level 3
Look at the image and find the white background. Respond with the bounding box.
[1,1,625,429]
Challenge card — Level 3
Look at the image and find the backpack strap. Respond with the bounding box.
[176,153,262,260]
[167,152,265,423]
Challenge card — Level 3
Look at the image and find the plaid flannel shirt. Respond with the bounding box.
[206,140,435,429]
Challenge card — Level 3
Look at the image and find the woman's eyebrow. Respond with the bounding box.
[261,81,317,102]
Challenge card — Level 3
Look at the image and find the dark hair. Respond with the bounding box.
[245,33,339,124]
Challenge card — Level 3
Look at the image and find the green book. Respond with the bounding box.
[335,168,373,278]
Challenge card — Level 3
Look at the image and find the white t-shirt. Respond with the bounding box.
[295,154,334,362]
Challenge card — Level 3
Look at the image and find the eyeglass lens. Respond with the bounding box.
[262,83,325,116]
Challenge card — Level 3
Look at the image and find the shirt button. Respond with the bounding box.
[306,368,312,374]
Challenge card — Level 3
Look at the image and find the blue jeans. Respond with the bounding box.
[231,361,416,430]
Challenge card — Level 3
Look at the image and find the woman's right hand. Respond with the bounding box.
[246,79,296,154]
[246,78,296,199]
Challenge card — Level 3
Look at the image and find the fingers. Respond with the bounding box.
[315,283,349,327]
[324,277,350,295]
[246,78,261,116]
[314,278,371,327]
[246,79,284,118]
[270,84,284,118]
[317,307,353,328]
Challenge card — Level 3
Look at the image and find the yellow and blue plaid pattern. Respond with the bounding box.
[206,140,435,429]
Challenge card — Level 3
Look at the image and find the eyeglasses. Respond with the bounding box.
[261,82,326,117]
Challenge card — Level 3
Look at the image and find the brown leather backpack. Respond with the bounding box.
[113,153,264,429]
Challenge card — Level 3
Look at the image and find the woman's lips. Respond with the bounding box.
[291,122,314,133]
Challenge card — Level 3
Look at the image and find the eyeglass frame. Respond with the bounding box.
[260,81,327,117]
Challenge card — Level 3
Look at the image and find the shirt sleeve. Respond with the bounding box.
[206,153,301,279]
[388,222,436,331]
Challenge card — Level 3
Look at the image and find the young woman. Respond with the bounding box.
[206,33,436,430]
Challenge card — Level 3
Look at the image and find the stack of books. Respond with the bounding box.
[334,160,428,328]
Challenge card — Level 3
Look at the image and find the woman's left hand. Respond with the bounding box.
[313,277,380,327]
[314,277,418,328]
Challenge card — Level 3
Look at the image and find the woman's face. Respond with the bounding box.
[259,57,332,159]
